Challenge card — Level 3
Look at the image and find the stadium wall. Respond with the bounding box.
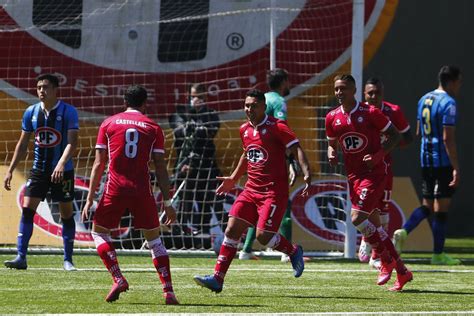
[365,0,474,236]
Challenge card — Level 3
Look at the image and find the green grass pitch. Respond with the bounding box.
[1,238,473,314]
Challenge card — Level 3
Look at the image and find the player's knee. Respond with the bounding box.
[256,232,273,246]
[21,207,35,223]
[434,211,448,223]
[420,204,432,215]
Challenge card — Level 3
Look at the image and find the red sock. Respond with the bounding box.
[271,234,297,255]
[149,238,174,293]
[96,242,125,284]
[357,220,392,264]
[214,237,238,283]
[152,256,174,293]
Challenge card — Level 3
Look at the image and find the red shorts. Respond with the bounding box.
[349,172,386,214]
[229,189,288,233]
[379,168,393,213]
[94,193,159,230]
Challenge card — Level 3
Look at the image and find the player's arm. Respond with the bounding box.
[81,148,107,222]
[152,152,177,225]
[288,143,311,195]
[4,131,31,191]
[327,138,339,167]
[443,126,460,187]
[364,124,400,169]
[399,129,414,148]
[216,151,247,195]
[51,129,78,183]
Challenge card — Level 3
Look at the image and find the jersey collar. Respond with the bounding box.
[250,114,268,128]
[41,100,60,117]
[340,102,360,116]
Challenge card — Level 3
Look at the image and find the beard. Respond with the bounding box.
[282,87,290,97]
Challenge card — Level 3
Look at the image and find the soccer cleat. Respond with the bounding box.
[4,255,27,270]
[193,275,223,293]
[105,279,129,302]
[389,270,413,292]
[63,260,77,271]
[289,245,305,278]
[238,251,259,260]
[377,259,396,285]
[358,239,371,263]
[392,229,407,254]
[431,253,461,265]
[281,253,290,263]
[164,292,179,305]
[369,257,382,270]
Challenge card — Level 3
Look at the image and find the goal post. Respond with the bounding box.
[0,0,396,257]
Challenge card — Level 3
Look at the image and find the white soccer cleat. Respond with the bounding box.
[63,260,77,271]
[238,251,259,260]
[393,229,408,254]
[369,257,382,270]
[281,253,290,263]
[358,239,371,263]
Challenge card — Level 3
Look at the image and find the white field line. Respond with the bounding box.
[3,266,474,273]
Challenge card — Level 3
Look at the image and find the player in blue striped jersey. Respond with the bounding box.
[3,74,79,270]
[393,66,462,265]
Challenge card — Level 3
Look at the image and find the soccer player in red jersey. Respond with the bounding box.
[358,77,413,267]
[193,89,312,293]
[81,85,179,304]
[325,75,412,291]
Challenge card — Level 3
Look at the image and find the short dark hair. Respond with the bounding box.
[267,68,288,90]
[334,74,356,86]
[36,73,59,87]
[124,85,147,108]
[189,83,206,95]
[365,77,384,88]
[246,89,266,103]
[438,65,461,88]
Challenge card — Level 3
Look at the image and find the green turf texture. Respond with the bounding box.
[1,238,473,314]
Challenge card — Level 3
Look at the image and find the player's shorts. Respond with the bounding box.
[94,193,159,230]
[379,168,393,214]
[422,166,456,199]
[24,168,75,202]
[229,189,288,233]
[349,172,386,214]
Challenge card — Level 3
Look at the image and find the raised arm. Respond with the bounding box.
[216,152,247,195]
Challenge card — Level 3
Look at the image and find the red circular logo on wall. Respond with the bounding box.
[291,180,405,245]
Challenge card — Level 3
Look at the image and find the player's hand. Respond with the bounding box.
[51,164,65,183]
[449,168,460,188]
[328,153,338,167]
[301,175,311,196]
[163,205,177,226]
[288,163,297,186]
[81,198,94,222]
[216,176,236,195]
[363,150,385,169]
[4,172,13,191]
[180,164,190,173]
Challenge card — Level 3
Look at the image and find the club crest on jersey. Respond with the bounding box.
[357,116,363,123]
[340,132,368,153]
[246,144,268,164]
[35,127,62,147]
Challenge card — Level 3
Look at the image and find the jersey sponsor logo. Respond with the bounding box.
[34,127,62,147]
[246,144,268,164]
[340,132,368,153]
[291,180,404,245]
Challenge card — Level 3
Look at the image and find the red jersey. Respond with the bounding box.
[325,103,390,178]
[379,101,410,165]
[96,110,165,196]
[240,115,298,193]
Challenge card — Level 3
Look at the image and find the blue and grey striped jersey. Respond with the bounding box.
[417,89,457,168]
[21,101,79,172]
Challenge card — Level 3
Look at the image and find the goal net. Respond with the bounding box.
[0,0,396,256]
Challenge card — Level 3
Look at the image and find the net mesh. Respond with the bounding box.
[0,0,384,254]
